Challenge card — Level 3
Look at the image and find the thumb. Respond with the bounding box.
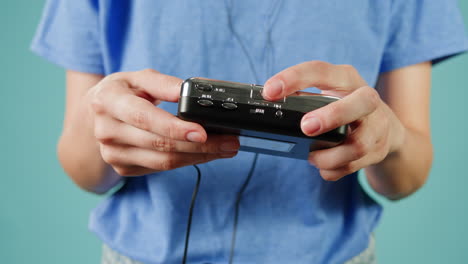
[263,61,367,100]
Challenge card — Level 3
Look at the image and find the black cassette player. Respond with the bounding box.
[177,77,348,159]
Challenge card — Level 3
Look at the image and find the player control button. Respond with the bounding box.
[251,88,265,100]
[221,102,238,110]
[197,99,214,107]
[275,110,283,118]
[195,83,213,92]
[251,87,286,103]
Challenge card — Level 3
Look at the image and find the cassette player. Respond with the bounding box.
[177,77,348,160]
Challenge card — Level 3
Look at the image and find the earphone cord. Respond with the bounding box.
[182,165,202,264]
[228,153,259,264]
[181,157,259,264]
[223,0,280,262]
[182,0,281,262]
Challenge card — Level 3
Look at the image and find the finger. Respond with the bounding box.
[317,136,389,182]
[94,115,121,144]
[100,144,238,171]
[319,154,374,182]
[301,86,380,136]
[308,120,379,170]
[101,119,240,153]
[319,165,361,182]
[95,82,207,142]
[107,69,183,102]
[112,165,160,177]
[263,61,367,100]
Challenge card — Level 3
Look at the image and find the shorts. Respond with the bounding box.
[101,235,376,264]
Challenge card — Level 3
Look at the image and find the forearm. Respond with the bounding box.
[58,71,122,194]
[57,94,122,194]
[365,127,433,200]
[365,63,433,200]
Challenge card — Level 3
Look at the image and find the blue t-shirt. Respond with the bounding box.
[32,1,468,263]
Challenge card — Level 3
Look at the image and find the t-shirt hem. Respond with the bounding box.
[30,42,105,75]
[380,41,468,73]
[89,218,157,264]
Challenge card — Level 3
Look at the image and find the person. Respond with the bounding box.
[31,0,467,263]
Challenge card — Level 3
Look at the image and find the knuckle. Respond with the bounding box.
[150,137,164,151]
[130,110,150,131]
[100,146,117,165]
[341,64,358,84]
[339,64,367,88]
[201,141,221,153]
[94,125,114,144]
[105,72,125,82]
[198,143,211,153]
[351,137,368,157]
[306,60,329,69]
[164,121,181,139]
[318,161,332,170]
[134,69,158,80]
[362,86,380,110]
[340,64,358,75]
[343,163,359,175]
[91,79,127,114]
[323,160,341,170]
[310,155,326,169]
[158,158,176,171]
[159,159,174,171]
[321,171,340,182]
[90,99,105,115]
[353,143,367,159]
[281,67,299,87]
[141,68,159,75]
[307,61,331,85]
[342,64,360,78]
[90,88,107,114]
[102,72,128,83]
[151,137,176,152]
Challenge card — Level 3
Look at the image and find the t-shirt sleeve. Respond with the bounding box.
[30,0,104,74]
[380,0,468,73]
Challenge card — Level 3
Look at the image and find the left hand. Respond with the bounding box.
[263,61,406,181]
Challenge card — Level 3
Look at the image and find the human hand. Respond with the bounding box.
[87,69,239,176]
[263,61,405,181]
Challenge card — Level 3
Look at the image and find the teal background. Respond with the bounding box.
[1,1,467,263]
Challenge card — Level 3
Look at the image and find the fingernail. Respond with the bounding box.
[264,80,283,99]
[302,117,321,135]
[186,131,204,143]
[220,141,240,152]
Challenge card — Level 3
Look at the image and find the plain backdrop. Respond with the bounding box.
[1,1,467,263]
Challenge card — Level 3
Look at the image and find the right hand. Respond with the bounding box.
[87,69,239,176]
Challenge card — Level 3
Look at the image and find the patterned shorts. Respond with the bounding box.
[102,234,376,264]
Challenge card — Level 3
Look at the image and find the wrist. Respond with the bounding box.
[385,104,407,158]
